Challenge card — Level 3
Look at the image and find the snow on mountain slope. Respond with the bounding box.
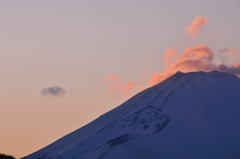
[22,71,240,159]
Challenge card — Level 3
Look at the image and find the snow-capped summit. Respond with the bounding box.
[22,71,240,159]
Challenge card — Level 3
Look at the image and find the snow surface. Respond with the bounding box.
[22,71,240,159]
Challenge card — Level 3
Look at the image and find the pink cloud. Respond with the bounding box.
[164,48,177,65]
[149,44,240,85]
[142,69,154,75]
[186,16,208,38]
[104,74,121,82]
[104,74,141,96]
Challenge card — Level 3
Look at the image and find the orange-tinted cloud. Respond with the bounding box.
[149,73,168,86]
[182,45,213,61]
[149,44,213,85]
[149,44,240,85]
[140,85,147,91]
[105,47,240,90]
[104,74,141,96]
[142,69,154,75]
[186,16,208,38]
[104,74,121,82]
[164,48,177,65]
[124,80,139,92]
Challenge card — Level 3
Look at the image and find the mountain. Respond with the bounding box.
[22,71,240,159]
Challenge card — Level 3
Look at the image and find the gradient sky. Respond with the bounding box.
[0,0,240,158]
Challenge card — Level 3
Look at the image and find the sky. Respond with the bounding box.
[0,0,240,158]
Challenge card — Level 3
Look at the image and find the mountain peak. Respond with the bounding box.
[22,70,240,159]
[159,70,239,87]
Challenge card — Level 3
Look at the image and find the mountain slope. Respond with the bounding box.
[22,71,240,159]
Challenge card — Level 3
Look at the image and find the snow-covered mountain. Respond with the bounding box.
[22,71,240,159]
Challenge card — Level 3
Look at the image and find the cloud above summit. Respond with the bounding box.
[104,45,240,92]
[149,45,240,85]
[186,16,208,38]
[105,15,240,92]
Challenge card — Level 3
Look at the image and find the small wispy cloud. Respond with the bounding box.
[164,48,177,65]
[104,74,142,96]
[41,86,66,96]
[186,16,208,38]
